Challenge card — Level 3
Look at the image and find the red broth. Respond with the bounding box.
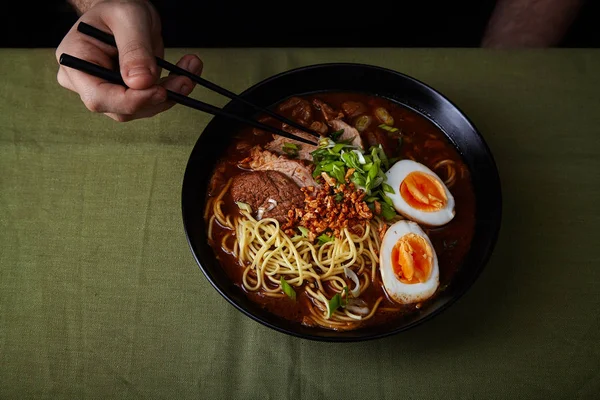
[205,92,476,329]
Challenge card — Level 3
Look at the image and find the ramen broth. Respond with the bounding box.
[205,92,476,329]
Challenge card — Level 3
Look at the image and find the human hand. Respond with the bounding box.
[56,0,202,122]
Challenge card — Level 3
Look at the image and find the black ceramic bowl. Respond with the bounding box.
[181,63,502,342]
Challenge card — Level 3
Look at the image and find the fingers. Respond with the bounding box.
[100,2,160,89]
[72,71,166,115]
[56,67,74,92]
[169,54,203,82]
[53,0,204,122]
[104,54,203,122]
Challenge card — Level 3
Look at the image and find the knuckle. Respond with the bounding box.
[120,40,152,62]
[113,2,144,20]
[81,92,101,113]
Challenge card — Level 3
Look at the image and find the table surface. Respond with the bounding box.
[1,48,599,399]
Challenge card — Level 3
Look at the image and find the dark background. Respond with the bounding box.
[2,1,599,48]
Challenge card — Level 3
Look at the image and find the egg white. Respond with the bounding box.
[385,159,455,226]
[379,220,439,304]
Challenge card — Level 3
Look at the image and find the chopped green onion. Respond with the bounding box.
[335,193,344,202]
[298,226,309,237]
[326,287,348,318]
[377,145,390,170]
[381,192,394,207]
[373,176,383,189]
[351,173,366,188]
[332,143,345,153]
[352,150,366,164]
[341,151,362,172]
[331,164,346,183]
[371,176,384,188]
[379,124,398,132]
[330,129,344,141]
[382,183,395,194]
[310,137,396,209]
[368,162,379,180]
[317,233,334,245]
[280,276,296,301]
[283,142,299,157]
[375,107,394,125]
[380,201,396,220]
[318,137,336,149]
[354,115,372,132]
[370,146,381,164]
[235,201,252,213]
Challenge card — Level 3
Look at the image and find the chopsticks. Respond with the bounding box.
[74,22,321,139]
[59,54,317,145]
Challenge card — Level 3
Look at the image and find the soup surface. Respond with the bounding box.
[204,92,476,331]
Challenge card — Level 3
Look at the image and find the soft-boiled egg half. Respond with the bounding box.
[385,159,455,226]
[379,220,439,304]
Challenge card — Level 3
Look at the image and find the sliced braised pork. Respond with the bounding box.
[230,170,304,223]
[312,99,344,121]
[277,97,302,111]
[278,96,313,125]
[265,135,318,161]
[309,121,328,135]
[247,146,318,188]
[281,124,320,144]
[341,101,367,118]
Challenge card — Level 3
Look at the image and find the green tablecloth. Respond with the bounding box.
[1,48,599,399]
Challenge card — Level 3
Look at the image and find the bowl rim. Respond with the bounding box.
[181,62,503,342]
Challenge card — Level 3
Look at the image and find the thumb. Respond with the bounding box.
[106,10,159,89]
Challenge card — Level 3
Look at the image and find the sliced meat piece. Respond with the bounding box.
[277,96,313,125]
[247,146,319,188]
[230,170,304,223]
[312,99,344,121]
[278,97,302,111]
[265,135,318,161]
[281,123,319,145]
[364,130,398,158]
[291,100,313,124]
[328,119,364,149]
[342,101,367,118]
[309,121,328,135]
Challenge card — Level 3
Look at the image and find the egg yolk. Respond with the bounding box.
[391,233,433,284]
[400,171,447,212]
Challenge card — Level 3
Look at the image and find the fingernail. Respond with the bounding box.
[128,67,151,77]
[180,84,191,95]
[188,57,202,74]
[180,58,192,71]
[151,89,166,105]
